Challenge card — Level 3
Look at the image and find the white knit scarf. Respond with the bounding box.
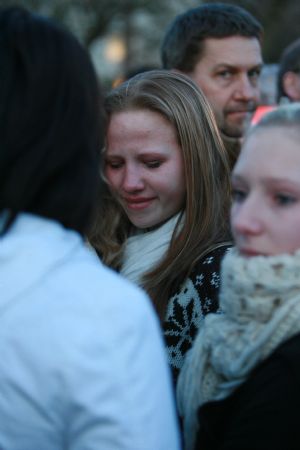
[177,247,300,450]
[120,213,181,286]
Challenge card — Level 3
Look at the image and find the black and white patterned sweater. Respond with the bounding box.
[163,244,231,384]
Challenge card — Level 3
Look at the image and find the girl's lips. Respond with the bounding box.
[123,197,155,211]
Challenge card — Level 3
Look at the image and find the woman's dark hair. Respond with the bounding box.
[0,7,104,235]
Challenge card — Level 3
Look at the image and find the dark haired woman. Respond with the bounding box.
[0,7,180,449]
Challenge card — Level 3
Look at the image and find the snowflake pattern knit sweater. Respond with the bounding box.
[163,245,231,384]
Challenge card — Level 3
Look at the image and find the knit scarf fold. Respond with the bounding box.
[120,213,181,286]
[177,247,300,450]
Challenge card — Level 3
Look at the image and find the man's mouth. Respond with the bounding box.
[227,109,253,115]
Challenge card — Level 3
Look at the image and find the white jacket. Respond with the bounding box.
[0,213,180,450]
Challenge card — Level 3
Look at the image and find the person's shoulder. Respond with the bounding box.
[204,243,232,258]
[191,243,232,273]
[241,333,300,397]
[32,238,157,333]
[197,335,300,450]
[62,243,151,306]
[273,333,300,371]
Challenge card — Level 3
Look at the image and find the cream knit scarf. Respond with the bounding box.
[177,247,300,450]
[120,213,182,286]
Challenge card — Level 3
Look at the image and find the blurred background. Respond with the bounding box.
[1,0,299,102]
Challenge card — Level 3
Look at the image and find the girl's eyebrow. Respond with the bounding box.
[231,173,300,190]
[262,176,300,189]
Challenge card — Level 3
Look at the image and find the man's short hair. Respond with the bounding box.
[161,3,263,72]
[277,38,300,101]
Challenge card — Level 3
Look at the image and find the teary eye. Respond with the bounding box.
[144,160,162,169]
[105,160,123,169]
[275,193,296,206]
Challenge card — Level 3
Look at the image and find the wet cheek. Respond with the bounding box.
[173,183,186,207]
[169,170,184,188]
[104,168,112,183]
[105,170,119,190]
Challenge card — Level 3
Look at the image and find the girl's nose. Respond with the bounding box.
[231,197,263,236]
[122,166,144,192]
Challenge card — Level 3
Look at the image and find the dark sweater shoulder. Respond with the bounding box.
[274,332,300,365]
[196,333,300,450]
[163,244,231,384]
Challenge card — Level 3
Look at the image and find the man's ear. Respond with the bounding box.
[282,71,300,101]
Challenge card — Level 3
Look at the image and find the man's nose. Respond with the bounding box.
[233,74,257,101]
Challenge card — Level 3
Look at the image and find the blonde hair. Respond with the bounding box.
[90,70,231,319]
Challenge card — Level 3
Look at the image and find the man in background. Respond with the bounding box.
[161,3,263,168]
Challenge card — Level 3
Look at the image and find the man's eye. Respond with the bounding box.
[275,194,296,206]
[232,188,247,202]
[248,69,261,80]
[217,70,232,79]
